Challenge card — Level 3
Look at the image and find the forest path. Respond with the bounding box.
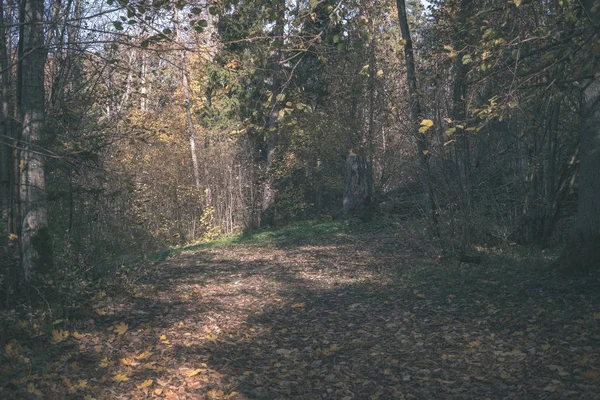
[4,223,600,399]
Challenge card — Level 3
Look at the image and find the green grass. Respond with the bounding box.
[143,217,397,263]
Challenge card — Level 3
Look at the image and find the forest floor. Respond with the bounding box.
[1,219,600,399]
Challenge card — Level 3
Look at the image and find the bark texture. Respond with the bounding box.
[395,0,437,234]
[19,0,52,281]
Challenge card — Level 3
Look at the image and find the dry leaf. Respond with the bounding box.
[114,322,128,335]
[72,331,88,340]
[113,373,129,382]
[120,357,138,366]
[27,383,43,396]
[51,329,70,344]
[134,350,153,360]
[185,368,205,377]
[137,379,153,389]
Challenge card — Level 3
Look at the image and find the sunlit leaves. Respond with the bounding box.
[51,329,70,344]
[419,119,434,133]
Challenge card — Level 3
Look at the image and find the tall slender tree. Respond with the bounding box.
[19,0,52,282]
[395,0,438,235]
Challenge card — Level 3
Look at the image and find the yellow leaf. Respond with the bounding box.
[207,390,225,399]
[419,119,434,133]
[95,309,107,316]
[113,373,129,382]
[72,331,88,340]
[137,379,153,389]
[500,371,510,379]
[27,383,43,396]
[99,357,110,368]
[93,291,106,300]
[154,388,163,395]
[441,354,449,360]
[185,368,205,377]
[51,329,70,344]
[114,322,128,335]
[78,379,88,388]
[159,334,167,341]
[134,350,153,360]
[120,357,138,366]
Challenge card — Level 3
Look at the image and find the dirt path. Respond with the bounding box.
[3,229,600,399]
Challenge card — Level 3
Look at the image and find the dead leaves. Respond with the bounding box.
[113,373,129,382]
[113,322,129,335]
[3,237,600,400]
[51,329,70,344]
[136,379,153,389]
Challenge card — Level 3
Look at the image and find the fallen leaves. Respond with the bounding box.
[51,329,70,344]
[136,379,153,389]
[113,373,129,382]
[113,322,128,335]
[2,233,600,400]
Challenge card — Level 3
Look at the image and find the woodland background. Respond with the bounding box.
[0,0,599,311]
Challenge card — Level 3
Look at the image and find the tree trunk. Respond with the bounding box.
[181,53,202,191]
[395,0,438,234]
[0,0,11,231]
[450,0,473,253]
[261,0,284,224]
[553,75,600,274]
[19,0,52,282]
[343,150,372,219]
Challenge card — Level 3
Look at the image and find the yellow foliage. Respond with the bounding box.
[51,329,70,344]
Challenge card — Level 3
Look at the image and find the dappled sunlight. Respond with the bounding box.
[2,233,599,399]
